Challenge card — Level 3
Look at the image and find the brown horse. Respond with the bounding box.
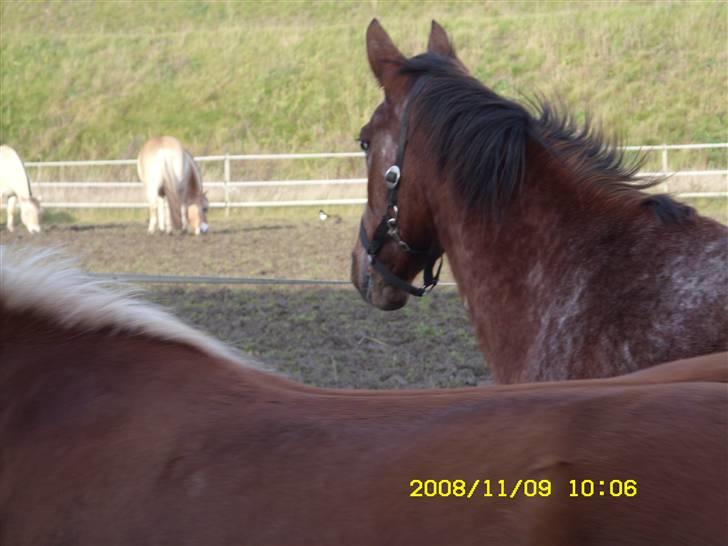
[2,246,727,546]
[351,20,728,383]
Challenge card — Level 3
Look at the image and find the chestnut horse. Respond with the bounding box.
[138,136,209,235]
[2,246,727,546]
[351,20,728,383]
[0,144,41,233]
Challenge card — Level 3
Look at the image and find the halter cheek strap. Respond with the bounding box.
[359,221,442,297]
[359,75,443,298]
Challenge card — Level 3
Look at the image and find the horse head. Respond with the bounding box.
[351,20,458,310]
[186,191,209,235]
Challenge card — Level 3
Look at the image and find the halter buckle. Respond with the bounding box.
[384,165,401,189]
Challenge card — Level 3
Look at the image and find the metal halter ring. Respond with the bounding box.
[384,166,401,189]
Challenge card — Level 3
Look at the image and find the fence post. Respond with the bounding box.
[224,153,230,217]
[661,144,669,192]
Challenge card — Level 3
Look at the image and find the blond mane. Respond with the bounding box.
[0,245,259,367]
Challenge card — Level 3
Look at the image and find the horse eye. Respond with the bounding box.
[359,140,370,153]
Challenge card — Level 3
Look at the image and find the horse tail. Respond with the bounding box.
[161,153,183,230]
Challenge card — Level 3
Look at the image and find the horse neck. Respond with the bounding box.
[187,173,203,205]
[426,145,646,383]
[17,178,32,199]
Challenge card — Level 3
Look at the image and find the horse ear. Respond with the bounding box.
[366,19,407,101]
[428,20,468,73]
[428,20,456,58]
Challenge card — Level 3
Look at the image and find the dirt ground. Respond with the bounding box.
[1,213,486,389]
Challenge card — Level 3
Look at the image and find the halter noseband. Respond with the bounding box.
[359,76,443,298]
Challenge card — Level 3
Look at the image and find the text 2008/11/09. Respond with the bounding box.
[409,479,638,499]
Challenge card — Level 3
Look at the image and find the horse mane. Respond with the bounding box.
[0,246,256,367]
[184,150,204,199]
[399,54,693,224]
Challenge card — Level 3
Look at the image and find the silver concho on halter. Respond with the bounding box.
[384,165,401,189]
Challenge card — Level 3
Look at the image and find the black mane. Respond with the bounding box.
[398,53,692,224]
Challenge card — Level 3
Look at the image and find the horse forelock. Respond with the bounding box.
[398,54,692,225]
[0,246,258,368]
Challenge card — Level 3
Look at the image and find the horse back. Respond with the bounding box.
[612,351,728,383]
[2,325,726,545]
[0,144,31,198]
[137,136,186,197]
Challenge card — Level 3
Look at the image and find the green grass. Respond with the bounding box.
[1,1,726,167]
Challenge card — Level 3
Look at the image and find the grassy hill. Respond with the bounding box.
[1,0,726,167]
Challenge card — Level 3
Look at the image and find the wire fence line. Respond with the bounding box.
[14,143,728,210]
[89,272,459,288]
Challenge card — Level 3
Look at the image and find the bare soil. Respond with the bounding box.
[1,214,486,389]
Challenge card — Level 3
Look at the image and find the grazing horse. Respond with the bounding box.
[137,136,209,235]
[0,145,41,233]
[351,20,728,383]
[1,246,727,546]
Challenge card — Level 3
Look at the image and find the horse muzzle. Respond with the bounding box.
[352,246,408,311]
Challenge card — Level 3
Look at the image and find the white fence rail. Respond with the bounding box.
[15,143,728,210]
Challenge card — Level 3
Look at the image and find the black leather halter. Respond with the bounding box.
[359,76,443,297]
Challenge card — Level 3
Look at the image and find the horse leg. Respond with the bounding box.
[6,195,17,232]
[181,205,189,233]
[157,196,167,233]
[148,203,157,234]
[163,198,173,234]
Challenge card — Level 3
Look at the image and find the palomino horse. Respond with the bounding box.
[0,145,41,233]
[137,136,209,235]
[1,246,727,546]
[351,20,728,383]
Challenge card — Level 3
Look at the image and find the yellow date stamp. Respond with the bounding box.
[409,479,637,499]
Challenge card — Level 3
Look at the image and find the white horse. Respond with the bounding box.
[137,136,209,235]
[0,145,41,233]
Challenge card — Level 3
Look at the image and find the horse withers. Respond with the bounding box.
[351,20,728,383]
[0,145,41,234]
[137,136,209,235]
[1,246,727,546]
